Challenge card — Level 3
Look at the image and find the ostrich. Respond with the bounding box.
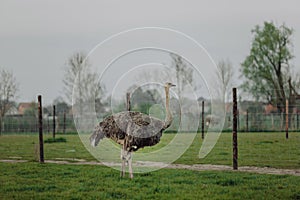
[90,82,176,178]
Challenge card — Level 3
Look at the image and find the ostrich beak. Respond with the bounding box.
[171,84,176,87]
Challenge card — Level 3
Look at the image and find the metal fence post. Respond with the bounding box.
[286,99,289,139]
[202,101,204,139]
[246,109,249,132]
[63,111,66,134]
[297,112,299,130]
[53,105,56,139]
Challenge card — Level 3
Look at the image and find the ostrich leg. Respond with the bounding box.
[128,152,133,179]
[120,145,126,177]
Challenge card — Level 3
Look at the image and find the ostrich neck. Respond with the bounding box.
[164,87,172,128]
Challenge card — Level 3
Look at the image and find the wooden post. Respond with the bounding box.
[286,99,289,139]
[232,88,238,170]
[126,93,131,111]
[63,111,66,135]
[53,105,56,139]
[201,101,204,139]
[38,95,44,163]
[246,109,249,132]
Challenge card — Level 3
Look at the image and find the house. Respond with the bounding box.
[264,104,278,114]
[18,103,35,115]
[264,102,300,114]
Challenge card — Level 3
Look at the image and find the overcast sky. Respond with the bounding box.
[1,0,300,105]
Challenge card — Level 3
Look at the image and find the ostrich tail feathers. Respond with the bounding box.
[90,124,104,147]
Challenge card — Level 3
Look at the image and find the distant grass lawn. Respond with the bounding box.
[0,132,299,169]
[0,162,300,200]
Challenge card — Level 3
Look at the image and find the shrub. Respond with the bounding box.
[44,137,67,143]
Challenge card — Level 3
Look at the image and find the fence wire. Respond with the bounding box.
[1,114,76,134]
[0,108,299,169]
[1,110,300,134]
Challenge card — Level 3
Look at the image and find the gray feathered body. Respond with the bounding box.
[90,111,170,151]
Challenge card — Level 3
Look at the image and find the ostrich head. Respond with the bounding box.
[164,82,176,88]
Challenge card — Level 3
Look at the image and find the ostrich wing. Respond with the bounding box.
[115,111,165,150]
[113,111,164,136]
[90,111,166,150]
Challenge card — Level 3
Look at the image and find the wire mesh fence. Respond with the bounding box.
[0,105,299,169]
[223,112,300,132]
[199,131,300,169]
[1,114,76,134]
[1,100,300,134]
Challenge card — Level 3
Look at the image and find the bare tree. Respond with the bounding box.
[63,52,104,117]
[214,59,234,102]
[63,52,87,103]
[63,52,104,112]
[132,53,196,115]
[170,53,194,101]
[0,68,18,134]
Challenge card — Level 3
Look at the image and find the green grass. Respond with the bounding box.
[176,132,300,169]
[0,132,299,168]
[0,134,93,161]
[0,162,300,199]
[0,133,299,199]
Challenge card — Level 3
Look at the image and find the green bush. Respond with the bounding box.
[44,137,67,143]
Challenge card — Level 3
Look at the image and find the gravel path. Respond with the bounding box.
[1,159,299,176]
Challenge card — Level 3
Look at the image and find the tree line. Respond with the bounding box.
[0,21,300,132]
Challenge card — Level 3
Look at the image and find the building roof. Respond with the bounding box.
[18,102,35,115]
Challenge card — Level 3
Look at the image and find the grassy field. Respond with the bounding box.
[1,162,300,199]
[0,132,299,169]
[0,132,299,199]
